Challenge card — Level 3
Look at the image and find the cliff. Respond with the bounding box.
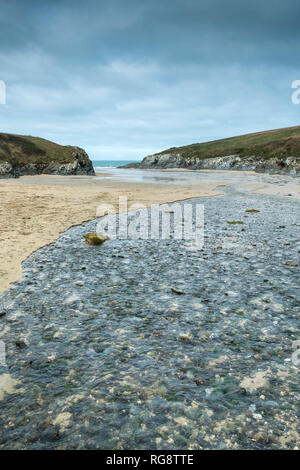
[123,126,300,175]
[0,133,95,178]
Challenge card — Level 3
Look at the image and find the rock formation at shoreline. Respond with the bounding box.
[133,153,300,175]
[0,133,95,178]
[121,126,300,175]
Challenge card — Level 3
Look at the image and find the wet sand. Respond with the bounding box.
[0,173,224,293]
[0,169,299,293]
[1,186,299,449]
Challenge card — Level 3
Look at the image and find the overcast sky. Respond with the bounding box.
[0,0,300,160]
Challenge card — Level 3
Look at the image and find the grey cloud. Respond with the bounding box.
[0,0,299,160]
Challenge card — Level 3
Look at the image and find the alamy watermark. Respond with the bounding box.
[0,340,6,366]
[292,340,300,366]
[0,80,6,104]
[96,197,204,251]
[291,80,300,104]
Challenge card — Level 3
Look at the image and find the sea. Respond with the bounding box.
[92,160,139,170]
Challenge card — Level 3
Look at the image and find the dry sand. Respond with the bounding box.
[241,182,300,200]
[0,174,224,293]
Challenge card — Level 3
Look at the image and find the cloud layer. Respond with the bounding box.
[0,0,300,160]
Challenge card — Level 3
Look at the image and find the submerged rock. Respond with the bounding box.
[171,287,185,295]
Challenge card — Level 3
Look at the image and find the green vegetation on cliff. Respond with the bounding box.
[0,133,78,166]
[0,132,95,177]
[157,126,300,160]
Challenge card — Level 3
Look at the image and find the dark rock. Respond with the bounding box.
[171,287,185,295]
[16,341,27,349]
[285,261,298,266]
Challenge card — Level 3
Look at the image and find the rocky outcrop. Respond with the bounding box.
[0,133,95,178]
[0,161,15,178]
[14,148,95,178]
[0,148,95,178]
[124,153,300,176]
[121,126,300,176]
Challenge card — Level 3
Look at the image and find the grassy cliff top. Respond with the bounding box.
[156,126,300,160]
[0,133,78,167]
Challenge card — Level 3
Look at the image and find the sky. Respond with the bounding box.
[0,0,300,161]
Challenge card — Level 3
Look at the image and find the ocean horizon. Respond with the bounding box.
[92,160,139,169]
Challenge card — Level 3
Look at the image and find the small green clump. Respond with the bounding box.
[227,221,244,225]
[84,232,109,246]
[245,209,260,213]
[235,310,245,315]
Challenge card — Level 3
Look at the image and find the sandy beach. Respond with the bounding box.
[1,169,299,294]
[0,172,225,293]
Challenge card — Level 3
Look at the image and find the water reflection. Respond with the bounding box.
[94,166,295,186]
